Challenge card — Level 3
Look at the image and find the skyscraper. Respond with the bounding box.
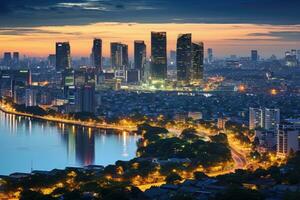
[12,52,19,66]
[264,108,280,131]
[134,40,146,70]
[122,44,129,69]
[151,32,167,80]
[249,107,263,130]
[191,42,204,84]
[249,107,280,130]
[48,54,56,67]
[251,50,258,62]
[3,52,12,66]
[207,48,213,64]
[56,42,71,71]
[177,33,192,83]
[81,84,96,113]
[134,40,146,80]
[92,38,102,72]
[277,123,299,157]
[111,42,123,70]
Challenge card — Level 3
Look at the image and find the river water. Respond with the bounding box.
[0,111,139,175]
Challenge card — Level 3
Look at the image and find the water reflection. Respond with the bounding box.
[0,111,139,175]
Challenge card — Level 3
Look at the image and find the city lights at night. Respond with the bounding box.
[0,1,300,200]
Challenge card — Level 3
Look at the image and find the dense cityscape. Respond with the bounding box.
[1,0,300,200]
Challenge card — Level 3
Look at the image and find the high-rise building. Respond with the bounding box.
[191,42,204,84]
[264,108,280,131]
[3,52,12,66]
[92,38,102,72]
[249,107,280,130]
[207,48,213,64]
[25,87,38,107]
[48,54,56,67]
[122,44,129,70]
[249,107,264,130]
[177,33,192,83]
[56,42,71,71]
[111,42,123,70]
[134,40,146,80]
[12,52,19,66]
[251,50,258,62]
[134,40,146,70]
[277,123,299,157]
[80,84,96,113]
[151,32,167,80]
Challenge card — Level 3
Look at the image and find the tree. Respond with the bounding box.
[193,171,208,180]
[165,172,182,184]
[214,186,265,200]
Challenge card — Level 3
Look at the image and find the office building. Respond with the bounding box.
[134,40,146,71]
[92,38,102,72]
[249,107,280,131]
[111,42,123,70]
[264,108,280,131]
[277,123,299,157]
[177,33,192,83]
[0,71,13,97]
[191,42,204,84]
[151,32,167,80]
[3,52,12,66]
[251,50,258,62]
[249,107,264,129]
[13,86,26,105]
[81,84,96,113]
[122,44,129,70]
[56,42,71,71]
[25,87,38,107]
[12,52,19,66]
[126,69,140,83]
[207,48,213,64]
[48,54,56,67]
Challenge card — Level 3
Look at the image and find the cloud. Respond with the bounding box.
[0,0,299,27]
[248,31,300,41]
[0,28,81,36]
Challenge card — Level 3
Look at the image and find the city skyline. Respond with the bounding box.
[1,23,300,59]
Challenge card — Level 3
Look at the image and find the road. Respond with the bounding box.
[231,147,247,169]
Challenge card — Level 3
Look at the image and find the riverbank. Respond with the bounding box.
[0,103,137,132]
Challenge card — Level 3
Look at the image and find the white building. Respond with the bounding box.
[277,123,299,157]
[249,108,263,129]
[264,108,280,131]
[249,107,280,131]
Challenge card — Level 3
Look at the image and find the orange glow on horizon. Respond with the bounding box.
[0,22,299,58]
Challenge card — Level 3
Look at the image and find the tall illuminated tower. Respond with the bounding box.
[191,42,204,84]
[177,33,192,83]
[92,38,102,72]
[151,32,167,80]
[56,42,71,71]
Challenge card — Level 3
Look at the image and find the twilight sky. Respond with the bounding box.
[0,0,299,58]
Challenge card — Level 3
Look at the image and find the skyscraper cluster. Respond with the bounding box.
[53,31,205,87]
[176,33,204,85]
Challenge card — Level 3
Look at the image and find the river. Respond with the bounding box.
[0,111,139,175]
